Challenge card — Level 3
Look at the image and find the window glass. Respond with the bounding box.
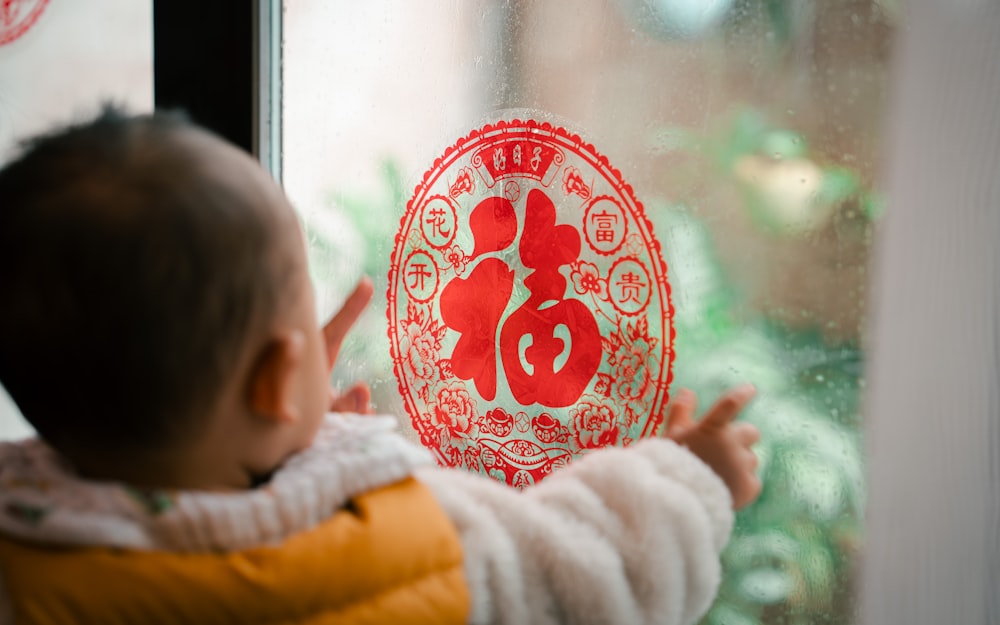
[0,0,154,440]
[283,1,893,622]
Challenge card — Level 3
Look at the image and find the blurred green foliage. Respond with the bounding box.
[653,108,883,231]
[656,206,865,625]
[650,102,874,624]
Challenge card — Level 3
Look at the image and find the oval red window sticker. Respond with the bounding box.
[388,119,674,487]
[0,0,49,47]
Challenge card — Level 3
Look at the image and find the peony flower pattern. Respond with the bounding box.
[569,395,623,450]
[599,317,661,419]
[401,323,438,381]
[398,301,445,386]
[610,335,657,403]
[433,381,479,441]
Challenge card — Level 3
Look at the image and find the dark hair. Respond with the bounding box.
[0,107,294,457]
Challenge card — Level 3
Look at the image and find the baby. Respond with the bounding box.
[0,109,760,625]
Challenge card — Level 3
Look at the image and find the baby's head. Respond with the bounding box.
[0,109,331,489]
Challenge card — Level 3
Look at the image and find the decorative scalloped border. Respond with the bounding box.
[387,117,676,458]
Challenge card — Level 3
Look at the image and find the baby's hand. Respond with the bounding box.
[329,382,373,414]
[322,277,376,414]
[664,385,761,510]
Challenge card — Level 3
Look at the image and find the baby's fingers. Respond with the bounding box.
[322,277,375,371]
[734,445,762,509]
[328,382,373,414]
[732,421,760,447]
[735,472,763,510]
[700,383,757,429]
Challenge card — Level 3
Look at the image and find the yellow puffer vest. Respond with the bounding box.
[0,477,469,625]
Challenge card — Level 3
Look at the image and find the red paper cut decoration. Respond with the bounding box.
[0,0,49,47]
[388,119,674,488]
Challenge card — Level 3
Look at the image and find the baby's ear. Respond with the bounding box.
[247,330,306,424]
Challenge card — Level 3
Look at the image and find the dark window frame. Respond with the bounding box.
[153,1,280,179]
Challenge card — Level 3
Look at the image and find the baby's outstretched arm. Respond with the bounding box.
[418,385,759,625]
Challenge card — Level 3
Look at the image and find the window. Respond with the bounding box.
[282,1,893,623]
[1,2,994,620]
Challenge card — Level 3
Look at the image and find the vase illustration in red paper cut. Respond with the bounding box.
[388,118,674,488]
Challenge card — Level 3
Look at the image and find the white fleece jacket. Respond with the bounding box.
[0,413,732,625]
